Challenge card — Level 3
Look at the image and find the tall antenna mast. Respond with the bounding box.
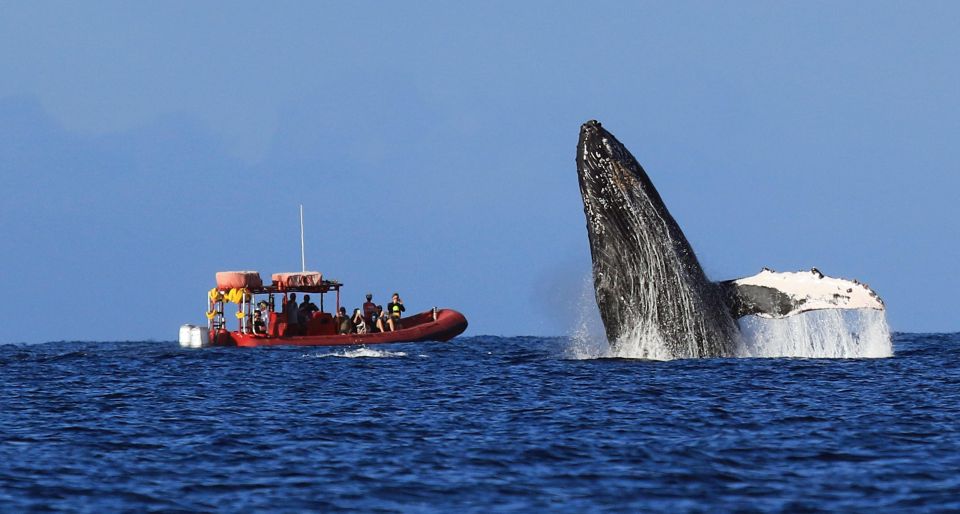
[300,204,306,272]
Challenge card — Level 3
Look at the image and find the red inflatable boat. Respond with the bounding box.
[219,309,468,347]
[183,270,468,348]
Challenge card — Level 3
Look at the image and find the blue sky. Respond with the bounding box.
[1,2,958,342]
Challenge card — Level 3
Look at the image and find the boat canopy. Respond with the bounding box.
[272,271,323,288]
[216,271,264,290]
[213,270,337,294]
[208,270,341,333]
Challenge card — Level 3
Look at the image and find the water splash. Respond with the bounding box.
[737,309,892,358]
[566,274,699,361]
[567,274,893,360]
[304,347,408,359]
[609,323,686,360]
[566,275,610,360]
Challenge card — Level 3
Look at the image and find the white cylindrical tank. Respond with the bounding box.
[179,324,195,347]
[189,326,210,348]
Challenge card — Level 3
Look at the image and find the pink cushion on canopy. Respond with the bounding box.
[215,271,263,290]
[271,271,323,288]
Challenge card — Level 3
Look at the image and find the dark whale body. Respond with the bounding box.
[575,120,884,359]
[577,120,739,357]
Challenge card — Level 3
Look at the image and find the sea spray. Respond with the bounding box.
[567,268,893,359]
[737,309,893,358]
[566,274,694,361]
[566,275,609,359]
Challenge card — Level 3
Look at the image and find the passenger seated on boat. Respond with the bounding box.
[252,310,266,335]
[257,301,270,333]
[352,308,368,334]
[299,294,319,324]
[387,293,406,331]
[374,305,386,332]
[336,307,354,335]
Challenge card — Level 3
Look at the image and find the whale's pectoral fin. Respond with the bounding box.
[718,268,885,319]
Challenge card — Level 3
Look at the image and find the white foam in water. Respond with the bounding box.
[566,275,707,361]
[567,275,893,360]
[609,323,681,361]
[736,309,892,358]
[304,347,408,359]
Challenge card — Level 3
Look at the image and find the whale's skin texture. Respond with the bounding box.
[576,120,739,358]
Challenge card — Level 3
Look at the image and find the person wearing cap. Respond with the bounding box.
[362,294,377,330]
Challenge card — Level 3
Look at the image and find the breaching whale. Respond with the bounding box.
[576,120,884,358]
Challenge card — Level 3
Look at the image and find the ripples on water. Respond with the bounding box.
[1,334,959,511]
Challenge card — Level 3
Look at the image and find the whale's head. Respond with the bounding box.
[576,120,668,240]
[576,120,735,355]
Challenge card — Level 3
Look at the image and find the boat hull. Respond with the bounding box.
[210,309,467,347]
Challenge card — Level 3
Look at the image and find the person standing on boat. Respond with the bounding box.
[387,293,405,331]
[362,294,377,328]
[284,293,299,327]
[299,294,319,322]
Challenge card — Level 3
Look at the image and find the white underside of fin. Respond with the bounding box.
[733,269,884,318]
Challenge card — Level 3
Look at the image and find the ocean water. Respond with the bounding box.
[2,333,959,512]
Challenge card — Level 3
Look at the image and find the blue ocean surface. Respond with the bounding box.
[1,334,959,512]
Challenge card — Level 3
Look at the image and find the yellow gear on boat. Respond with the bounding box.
[235,311,245,319]
[208,288,220,302]
[206,310,216,320]
[225,288,245,304]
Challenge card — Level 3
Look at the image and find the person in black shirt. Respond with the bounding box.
[299,294,319,322]
[374,305,386,333]
[284,293,299,325]
[387,293,405,331]
[252,310,266,335]
[351,308,367,334]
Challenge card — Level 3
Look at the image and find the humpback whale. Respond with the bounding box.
[576,120,884,358]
